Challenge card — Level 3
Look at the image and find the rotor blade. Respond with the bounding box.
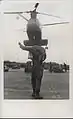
[34,3,39,9]
[23,11,31,13]
[4,11,28,21]
[41,22,69,26]
[17,29,26,32]
[23,30,26,32]
[15,28,26,32]
[18,14,28,21]
[4,12,23,14]
[37,12,61,19]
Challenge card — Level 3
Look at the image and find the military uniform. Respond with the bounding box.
[31,56,44,98]
[31,47,46,98]
[19,43,46,99]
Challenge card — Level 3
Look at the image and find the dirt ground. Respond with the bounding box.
[4,68,69,99]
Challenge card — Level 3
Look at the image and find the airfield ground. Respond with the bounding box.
[4,68,69,99]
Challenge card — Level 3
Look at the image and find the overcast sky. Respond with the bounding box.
[1,0,73,64]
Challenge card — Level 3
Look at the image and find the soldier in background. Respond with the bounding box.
[49,62,52,73]
[64,63,67,72]
[18,42,46,99]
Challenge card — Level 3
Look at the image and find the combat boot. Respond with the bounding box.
[32,89,35,97]
[35,91,43,99]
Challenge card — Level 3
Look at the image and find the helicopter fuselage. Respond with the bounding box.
[27,18,41,31]
[27,18,42,45]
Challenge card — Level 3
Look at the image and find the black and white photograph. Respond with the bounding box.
[1,0,73,118]
[3,1,71,100]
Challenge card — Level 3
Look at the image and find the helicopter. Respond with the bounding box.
[4,3,69,47]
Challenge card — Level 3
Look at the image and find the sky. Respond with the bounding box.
[1,0,73,64]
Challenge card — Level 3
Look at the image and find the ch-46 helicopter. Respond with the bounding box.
[4,3,69,47]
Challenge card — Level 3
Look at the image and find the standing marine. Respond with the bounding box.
[19,42,46,99]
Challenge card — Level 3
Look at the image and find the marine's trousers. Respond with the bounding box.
[31,72,43,94]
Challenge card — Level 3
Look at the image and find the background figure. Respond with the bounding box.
[19,43,46,99]
[64,63,67,72]
[49,62,52,73]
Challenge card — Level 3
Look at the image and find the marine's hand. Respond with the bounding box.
[18,42,21,46]
[18,42,23,50]
[18,42,23,49]
[18,42,26,50]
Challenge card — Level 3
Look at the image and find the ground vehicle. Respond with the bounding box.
[4,65,9,72]
[51,65,64,73]
[12,65,20,69]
